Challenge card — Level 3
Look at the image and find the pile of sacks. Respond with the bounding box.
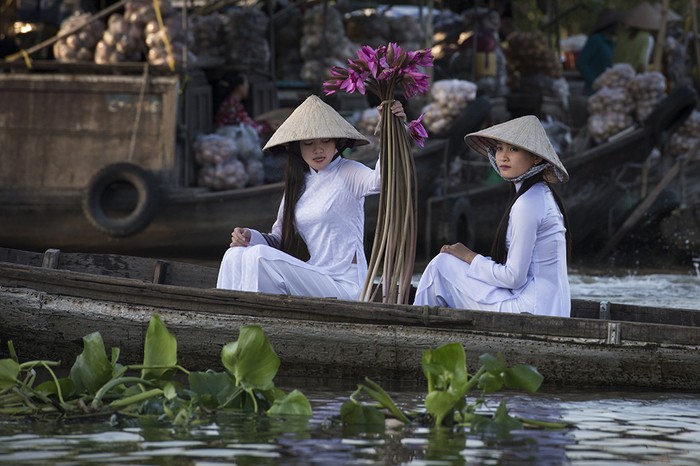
[194,125,265,190]
[420,79,478,135]
[587,63,666,144]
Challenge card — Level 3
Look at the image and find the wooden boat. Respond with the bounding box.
[1,246,699,391]
[0,63,448,261]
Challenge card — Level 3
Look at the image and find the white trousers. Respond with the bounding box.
[216,244,360,300]
[414,253,523,313]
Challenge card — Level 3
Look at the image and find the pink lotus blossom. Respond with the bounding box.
[323,43,433,101]
[408,114,428,147]
[357,46,379,78]
[339,68,368,94]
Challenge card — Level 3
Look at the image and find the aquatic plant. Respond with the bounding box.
[2,320,563,436]
[0,317,311,423]
[324,43,433,305]
[341,342,567,434]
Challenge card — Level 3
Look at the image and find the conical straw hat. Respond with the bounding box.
[625,2,661,31]
[653,3,682,23]
[263,95,369,151]
[464,115,569,183]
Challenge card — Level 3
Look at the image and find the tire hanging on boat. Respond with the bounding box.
[82,162,160,237]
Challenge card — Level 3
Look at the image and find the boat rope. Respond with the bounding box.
[128,63,149,162]
[152,0,176,72]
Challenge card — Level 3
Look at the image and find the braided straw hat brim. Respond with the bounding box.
[263,95,369,151]
[464,115,569,183]
[625,2,661,31]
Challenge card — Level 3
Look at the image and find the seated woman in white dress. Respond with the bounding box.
[413,115,572,317]
[216,95,405,300]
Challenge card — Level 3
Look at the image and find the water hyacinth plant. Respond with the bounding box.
[324,43,433,304]
[0,317,312,423]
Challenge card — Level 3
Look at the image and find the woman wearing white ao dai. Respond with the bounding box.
[217,156,379,299]
[216,95,405,300]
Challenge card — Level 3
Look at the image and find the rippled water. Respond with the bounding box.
[2,389,700,465]
[568,270,700,310]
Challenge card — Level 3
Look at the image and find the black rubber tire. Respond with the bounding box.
[82,162,160,237]
[644,85,697,147]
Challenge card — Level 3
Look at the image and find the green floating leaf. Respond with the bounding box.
[163,383,177,401]
[425,390,461,427]
[361,378,411,424]
[0,359,20,390]
[340,400,384,425]
[221,326,280,391]
[503,364,544,393]
[70,332,113,395]
[35,377,75,399]
[477,371,503,394]
[268,389,312,416]
[479,353,506,375]
[189,370,240,408]
[142,315,177,381]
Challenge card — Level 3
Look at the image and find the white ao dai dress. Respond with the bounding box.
[414,182,571,317]
[217,156,380,300]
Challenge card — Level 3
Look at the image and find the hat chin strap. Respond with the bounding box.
[487,152,549,183]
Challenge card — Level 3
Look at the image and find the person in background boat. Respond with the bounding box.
[413,115,572,317]
[213,72,274,140]
[576,7,623,95]
[216,94,405,300]
[612,2,659,73]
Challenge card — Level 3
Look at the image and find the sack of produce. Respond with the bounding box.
[587,86,634,115]
[216,124,263,162]
[222,7,270,69]
[94,13,143,64]
[420,79,477,135]
[592,63,635,92]
[630,72,666,122]
[53,12,105,62]
[193,134,238,166]
[299,4,356,85]
[198,159,249,190]
[669,110,700,158]
[145,14,196,67]
[587,111,634,144]
[189,13,226,59]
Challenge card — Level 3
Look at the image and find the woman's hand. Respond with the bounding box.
[230,227,251,247]
[440,242,477,264]
[377,100,406,120]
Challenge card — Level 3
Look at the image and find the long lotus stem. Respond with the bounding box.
[361,81,418,304]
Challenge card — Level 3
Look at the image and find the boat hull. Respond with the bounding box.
[1,249,699,390]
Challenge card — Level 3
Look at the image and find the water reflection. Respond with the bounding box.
[3,390,699,465]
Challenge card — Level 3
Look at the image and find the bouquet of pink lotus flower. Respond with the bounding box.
[324,43,433,304]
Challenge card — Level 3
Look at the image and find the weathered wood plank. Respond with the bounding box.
[2,284,698,389]
[1,261,699,347]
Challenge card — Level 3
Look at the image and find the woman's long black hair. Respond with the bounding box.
[490,171,572,265]
[277,139,354,262]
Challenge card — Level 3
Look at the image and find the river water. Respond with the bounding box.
[1,271,699,465]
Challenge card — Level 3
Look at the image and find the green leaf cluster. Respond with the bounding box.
[0,318,311,423]
[339,341,565,436]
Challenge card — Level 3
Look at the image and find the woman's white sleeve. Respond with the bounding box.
[467,197,540,289]
[343,157,381,197]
